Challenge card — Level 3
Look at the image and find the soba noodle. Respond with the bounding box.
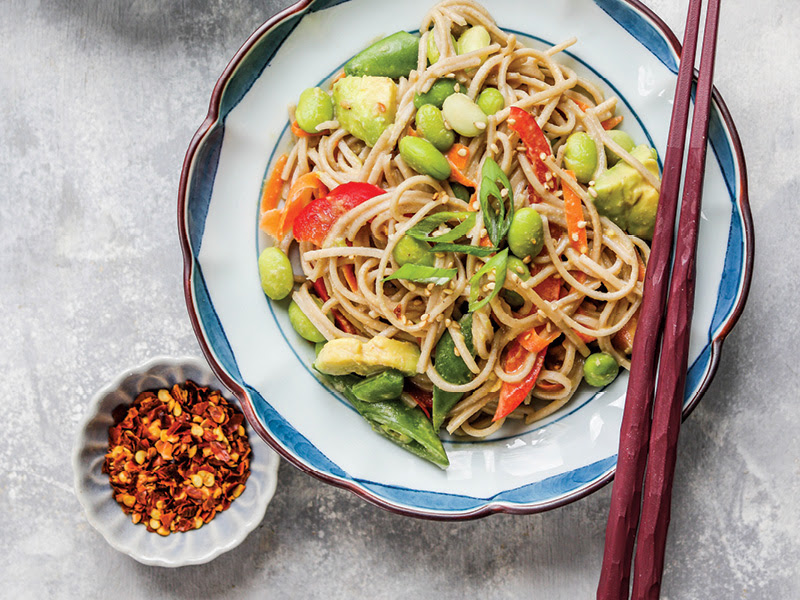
[264,0,651,439]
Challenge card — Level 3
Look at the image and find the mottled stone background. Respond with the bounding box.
[1,0,795,597]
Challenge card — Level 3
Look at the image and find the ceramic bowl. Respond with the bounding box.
[73,357,280,567]
[178,0,752,519]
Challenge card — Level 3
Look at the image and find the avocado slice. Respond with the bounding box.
[314,336,420,377]
[592,145,660,240]
[333,76,397,147]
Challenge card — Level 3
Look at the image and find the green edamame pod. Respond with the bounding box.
[351,369,405,402]
[414,78,459,109]
[415,104,455,152]
[393,234,434,267]
[506,255,531,281]
[456,26,492,64]
[450,182,472,203]
[258,247,294,300]
[398,136,451,180]
[477,87,505,116]
[322,373,448,468]
[427,32,456,64]
[583,352,620,387]
[441,93,488,137]
[564,132,599,184]
[432,314,475,430]
[344,31,420,79]
[296,87,334,134]
[288,299,327,343]
[605,129,636,166]
[507,207,545,259]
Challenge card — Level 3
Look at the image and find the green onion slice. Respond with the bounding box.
[383,264,458,286]
[468,249,508,312]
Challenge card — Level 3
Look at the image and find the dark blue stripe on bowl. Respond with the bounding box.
[187,124,224,254]
[594,0,678,73]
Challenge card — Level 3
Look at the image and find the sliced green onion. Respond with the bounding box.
[406,211,476,243]
[429,243,498,257]
[479,158,515,246]
[468,249,508,312]
[383,264,458,285]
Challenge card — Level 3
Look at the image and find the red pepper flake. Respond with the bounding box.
[102,381,251,536]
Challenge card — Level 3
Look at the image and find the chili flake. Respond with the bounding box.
[102,381,251,535]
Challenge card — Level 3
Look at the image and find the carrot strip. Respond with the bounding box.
[342,264,358,292]
[260,154,288,214]
[406,126,419,137]
[518,327,559,354]
[445,144,476,187]
[602,115,624,130]
[573,98,592,112]
[613,307,640,354]
[562,170,589,255]
[278,172,327,239]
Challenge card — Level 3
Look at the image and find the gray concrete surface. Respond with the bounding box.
[1,0,795,598]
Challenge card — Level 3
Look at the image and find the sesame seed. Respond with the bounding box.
[539,152,547,161]
[454,83,461,92]
[400,315,408,324]
[408,283,417,291]
[445,318,452,326]
[571,233,579,242]
[516,145,527,152]
[555,190,563,197]
[545,172,553,181]
[588,180,596,186]
[475,121,487,130]
[457,148,468,157]
[348,255,355,260]
[436,314,444,322]
[454,347,461,357]
[426,283,434,290]
[368,310,378,318]
[421,313,430,322]
[424,289,431,296]
[523,256,532,264]
[486,282,496,291]
[508,118,517,125]
[490,143,499,153]
[515,265,524,274]
[500,188,508,198]
[480,228,488,237]
[577,220,587,228]
[588,188,598,198]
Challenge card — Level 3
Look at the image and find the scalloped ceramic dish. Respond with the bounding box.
[73,357,280,567]
[179,0,752,519]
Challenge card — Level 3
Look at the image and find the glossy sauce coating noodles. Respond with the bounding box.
[267,0,653,439]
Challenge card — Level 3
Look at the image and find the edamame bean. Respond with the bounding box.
[398,136,451,180]
[507,207,545,259]
[288,300,326,343]
[564,132,598,184]
[393,235,434,266]
[450,182,471,203]
[477,87,504,116]
[414,78,459,109]
[427,32,456,64]
[415,104,455,152]
[456,26,491,65]
[506,256,531,281]
[441,93,488,137]
[583,352,619,387]
[605,129,636,166]
[258,247,294,300]
[296,87,334,134]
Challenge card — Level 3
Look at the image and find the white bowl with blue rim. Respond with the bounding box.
[73,357,280,566]
[178,0,752,519]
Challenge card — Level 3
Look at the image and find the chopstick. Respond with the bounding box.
[596,0,721,598]
[629,0,722,598]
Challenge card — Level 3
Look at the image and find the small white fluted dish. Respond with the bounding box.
[73,356,280,567]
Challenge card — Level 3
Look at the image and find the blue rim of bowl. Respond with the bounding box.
[178,0,753,520]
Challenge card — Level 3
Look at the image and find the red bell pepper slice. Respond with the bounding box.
[493,339,547,422]
[404,382,433,420]
[508,106,553,189]
[311,278,359,335]
[293,182,385,246]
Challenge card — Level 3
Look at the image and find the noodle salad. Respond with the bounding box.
[256,0,660,468]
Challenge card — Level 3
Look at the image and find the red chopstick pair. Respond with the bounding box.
[597,1,722,598]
